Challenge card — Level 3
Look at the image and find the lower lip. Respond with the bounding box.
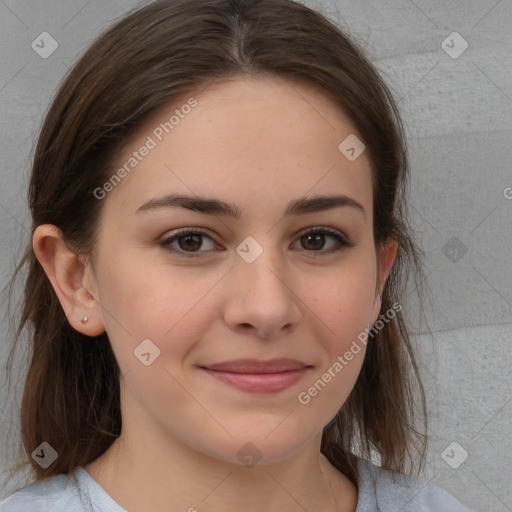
[201,368,309,393]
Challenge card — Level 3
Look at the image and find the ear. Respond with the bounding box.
[368,237,399,325]
[32,224,106,337]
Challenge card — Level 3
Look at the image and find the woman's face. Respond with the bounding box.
[84,76,395,465]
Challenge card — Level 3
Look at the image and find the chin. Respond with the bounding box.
[194,426,318,468]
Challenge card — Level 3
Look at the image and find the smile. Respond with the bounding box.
[200,367,311,393]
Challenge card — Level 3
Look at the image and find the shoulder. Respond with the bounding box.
[0,467,123,512]
[355,457,473,512]
[0,470,85,512]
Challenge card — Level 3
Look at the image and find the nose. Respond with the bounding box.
[223,241,301,339]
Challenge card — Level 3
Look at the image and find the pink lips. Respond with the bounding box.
[200,358,311,393]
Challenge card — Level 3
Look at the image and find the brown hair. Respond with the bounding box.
[4,0,428,489]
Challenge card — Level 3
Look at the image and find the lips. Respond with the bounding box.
[201,358,310,373]
[199,358,312,393]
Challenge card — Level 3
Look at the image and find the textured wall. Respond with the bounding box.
[0,1,510,510]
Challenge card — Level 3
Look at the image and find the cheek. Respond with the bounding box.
[95,249,221,371]
[307,256,377,345]
[294,254,376,408]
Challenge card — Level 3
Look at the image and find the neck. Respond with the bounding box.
[83,427,358,512]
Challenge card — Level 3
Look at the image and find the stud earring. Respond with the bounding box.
[81,316,88,324]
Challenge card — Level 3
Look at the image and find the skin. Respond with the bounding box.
[33,76,397,512]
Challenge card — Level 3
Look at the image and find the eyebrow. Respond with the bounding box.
[136,193,366,219]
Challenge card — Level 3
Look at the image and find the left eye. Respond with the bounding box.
[159,227,352,258]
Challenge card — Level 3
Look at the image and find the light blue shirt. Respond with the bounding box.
[1,456,472,511]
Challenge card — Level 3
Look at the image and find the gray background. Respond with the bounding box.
[0,0,511,510]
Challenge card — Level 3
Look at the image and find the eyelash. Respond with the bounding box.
[159,226,353,258]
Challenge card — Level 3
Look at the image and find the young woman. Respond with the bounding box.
[1,0,471,510]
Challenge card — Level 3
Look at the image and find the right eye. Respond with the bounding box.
[159,228,219,258]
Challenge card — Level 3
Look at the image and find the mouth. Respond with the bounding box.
[199,358,312,393]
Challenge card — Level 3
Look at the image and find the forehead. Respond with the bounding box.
[99,76,373,221]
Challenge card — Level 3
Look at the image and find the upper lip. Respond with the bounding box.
[200,358,311,374]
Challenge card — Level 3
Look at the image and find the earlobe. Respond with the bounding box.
[32,224,105,336]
